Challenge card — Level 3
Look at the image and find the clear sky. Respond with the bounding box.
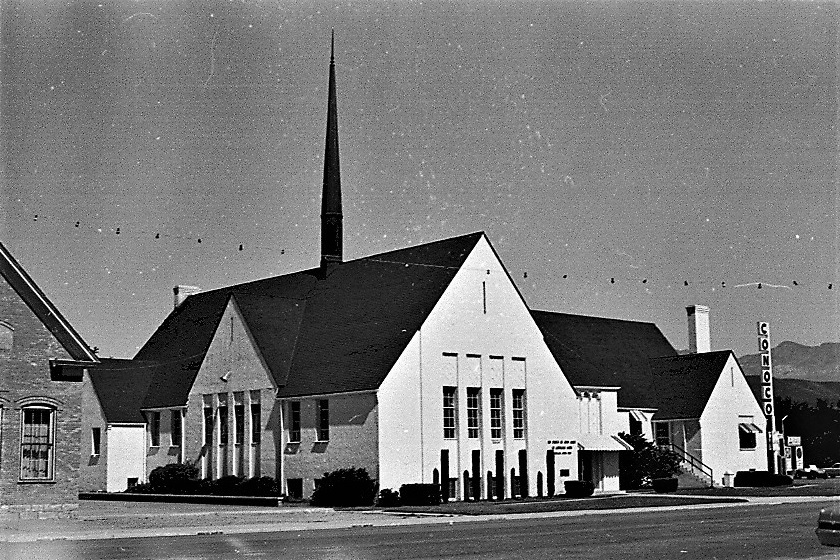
[2,1,837,359]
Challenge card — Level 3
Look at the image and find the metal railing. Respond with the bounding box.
[664,442,714,486]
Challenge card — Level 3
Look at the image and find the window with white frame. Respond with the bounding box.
[148,411,160,447]
[467,388,480,439]
[317,399,329,441]
[203,404,213,446]
[0,321,13,353]
[738,416,761,450]
[20,406,55,481]
[170,410,182,447]
[91,427,101,456]
[289,401,301,443]
[250,400,261,445]
[218,398,229,446]
[234,399,245,446]
[490,388,503,440]
[443,387,456,439]
[512,389,525,439]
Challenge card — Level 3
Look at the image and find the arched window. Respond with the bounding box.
[20,405,55,481]
[0,321,13,353]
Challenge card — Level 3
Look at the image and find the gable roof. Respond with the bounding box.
[88,358,158,423]
[531,310,737,419]
[646,351,734,420]
[531,310,678,409]
[136,232,484,407]
[0,241,98,363]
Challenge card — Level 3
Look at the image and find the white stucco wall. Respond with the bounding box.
[106,425,146,492]
[187,298,278,482]
[378,235,580,498]
[576,388,623,492]
[700,354,768,482]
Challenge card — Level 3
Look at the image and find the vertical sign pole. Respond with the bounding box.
[757,322,775,474]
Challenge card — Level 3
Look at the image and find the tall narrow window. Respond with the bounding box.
[443,387,457,439]
[512,389,525,439]
[490,388,503,440]
[170,410,182,447]
[203,405,214,446]
[234,402,245,445]
[91,427,101,456]
[20,407,54,480]
[317,399,329,441]
[289,401,301,443]
[218,400,229,446]
[250,401,261,445]
[467,388,480,439]
[148,411,160,447]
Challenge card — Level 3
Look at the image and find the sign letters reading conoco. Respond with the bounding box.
[757,322,775,454]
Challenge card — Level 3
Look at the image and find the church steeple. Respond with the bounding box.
[320,30,343,268]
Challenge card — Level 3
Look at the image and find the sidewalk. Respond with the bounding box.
[1,494,837,543]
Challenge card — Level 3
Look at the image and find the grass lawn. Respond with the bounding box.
[386,494,746,516]
[675,478,840,498]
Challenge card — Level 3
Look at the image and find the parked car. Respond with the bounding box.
[817,506,840,546]
[824,464,840,478]
[796,464,828,479]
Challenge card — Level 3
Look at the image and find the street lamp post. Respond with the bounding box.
[780,414,789,474]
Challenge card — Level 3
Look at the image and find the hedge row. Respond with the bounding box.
[127,464,281,496]
[733,470,793,487]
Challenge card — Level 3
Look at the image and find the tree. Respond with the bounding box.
[619,432,682,489]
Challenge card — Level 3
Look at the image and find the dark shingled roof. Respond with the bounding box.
[89,358,159,423]
[646,351,734,420]
[531,311,678,408]
[531,310,736,419]
[136,232,484,407]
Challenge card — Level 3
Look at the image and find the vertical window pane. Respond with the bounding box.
[490,388,503,440]
[317,400,329,441]
[289,401,301,443]
[234,404,244,445]
[251,403,262,445]
[149,411,160,447]
[170,410,182,447]
[203,406,214,446]
[443,387,456,439]
[467,388,480,439]
[218,403,229,445]
[92,427,101,456]
[512,389,525,439]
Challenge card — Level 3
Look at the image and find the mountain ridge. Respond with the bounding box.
[739,341,840,382]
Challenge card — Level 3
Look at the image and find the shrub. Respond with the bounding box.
[734,471,793,487]
[238,476,281,496]
[652,477,679,493]
[147,463,200,494]
[618,432,682,489]
[377,488,401,507]
[211,475,245,495]
[564,480,595,498]
[399,484,441,506]
[310,467,377,507]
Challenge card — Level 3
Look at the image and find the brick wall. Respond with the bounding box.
[0,276,81,513]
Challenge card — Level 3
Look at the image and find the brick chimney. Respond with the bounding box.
[686,305,711,353]
[173,285,201,309]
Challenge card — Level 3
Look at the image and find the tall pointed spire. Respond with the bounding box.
[320,29,343,268]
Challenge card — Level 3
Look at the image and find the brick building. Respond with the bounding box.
[0,242,98,517]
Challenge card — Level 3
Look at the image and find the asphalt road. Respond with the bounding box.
[4,500,838,560]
